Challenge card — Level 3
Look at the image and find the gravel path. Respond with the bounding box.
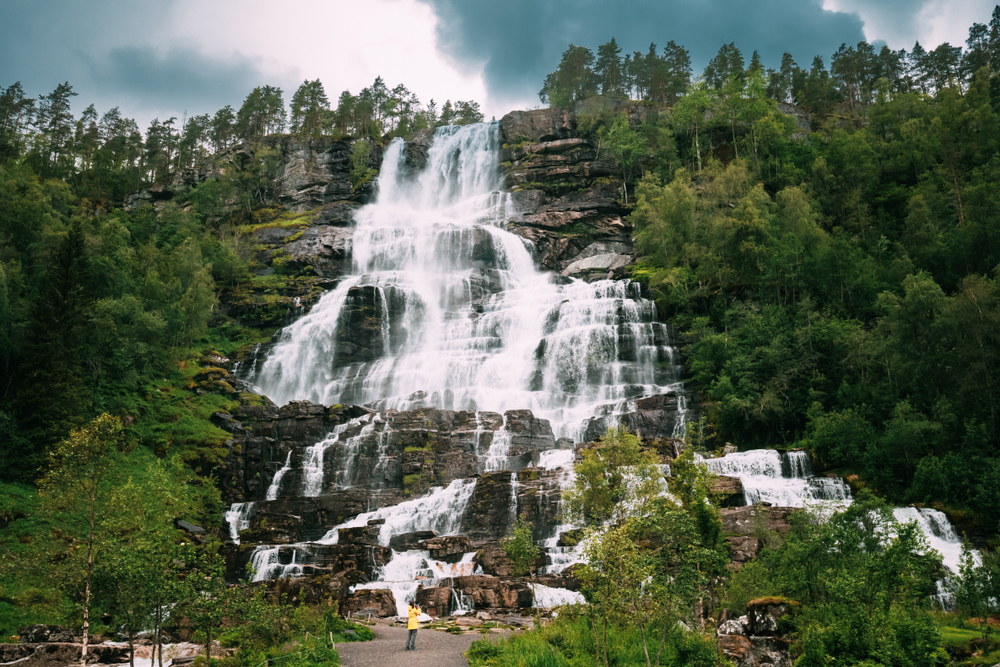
[337,625,489,667]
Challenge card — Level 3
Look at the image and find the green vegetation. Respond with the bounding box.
[534,7,1000,532]
[468,611,721,667]
[483,428,728,667]
[502,517,540,576]
[725,493,946,666]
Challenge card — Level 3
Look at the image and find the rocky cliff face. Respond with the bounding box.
[498,110,635,280]
[198,112,710,619]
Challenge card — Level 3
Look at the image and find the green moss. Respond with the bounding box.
[403,473,423,496]
[404,445,431,453]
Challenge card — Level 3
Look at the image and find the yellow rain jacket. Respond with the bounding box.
[407,605,420,630]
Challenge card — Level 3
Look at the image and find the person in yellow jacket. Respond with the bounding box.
[405,603,421,650]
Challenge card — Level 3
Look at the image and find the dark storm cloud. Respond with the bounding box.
[421,0,874,103]
[0,0,292,128]
[88,46,281,114]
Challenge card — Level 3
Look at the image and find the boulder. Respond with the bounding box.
[174,519,206,535]
[710,475,746,507]
[499,108,575,144]
[720,506,797,537]
[747,636,792,666]
[717,634,753,665]
[281,226,353,278]
[1,642,130,665]
[561,251,633,280]
[17,626,77,643]
[556,528,585,547]
[717,618,748,636]
[746,597,797,637]
[338,523,382,546]
[342,589,397,618]
[415,586,453,617]
[474,543,513,577]
[389,531,437,552]
[419,535,471,563]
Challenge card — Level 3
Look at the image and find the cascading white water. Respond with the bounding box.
[530,583,585,607]
[231,122,690,612]
[300,418,359,496]
[892,506,979,609]
[703,449,851,508]
[351,550,482,616]
[704,448,970,609]
[319,479,477,545]
[251,122,681,442]
[266,452,293,501]
[483,416,511,472]
[225,502,255,544]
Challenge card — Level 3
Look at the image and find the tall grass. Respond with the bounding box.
[466,610,721,667]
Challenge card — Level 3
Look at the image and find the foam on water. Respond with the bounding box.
[249,123,682,441]
[703,449,851,508]
[318,479,477,546]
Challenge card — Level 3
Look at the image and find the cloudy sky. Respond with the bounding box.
[1,0,994,131]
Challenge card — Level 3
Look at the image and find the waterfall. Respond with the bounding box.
[229,121,691,609]
[704,449,970,610]
[318,479,477,546]
[300,418,360,497]
[251,122,680,441]
[538,449,587,575]
[530,583,585,607]
[892,506,979,609]
[266,452,293,501]
[224,502,255,544]
[703,449,851,508]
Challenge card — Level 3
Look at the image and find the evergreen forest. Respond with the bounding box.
[1,5,1000,667]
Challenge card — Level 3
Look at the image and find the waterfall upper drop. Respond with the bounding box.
[249,122,682,440]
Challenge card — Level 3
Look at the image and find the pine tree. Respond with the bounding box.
[0,82,35,162]
[539,44,598,107]
[210,105,235,151]
[14,220,93,474]
[35,81,77,175]
[595,38,624,98]
[289,79,330,136]
[663,41,692,103]
[703,43,744,90]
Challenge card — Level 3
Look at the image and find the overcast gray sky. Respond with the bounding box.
[1,0,994,132]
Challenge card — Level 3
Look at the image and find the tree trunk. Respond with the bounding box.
[694,124,702,173]
[639,623,652,667]
[81,509,96,667]
[128,633,135,667]
[205,627,212,667]
[602,614,609,667]
[156,606,164,667]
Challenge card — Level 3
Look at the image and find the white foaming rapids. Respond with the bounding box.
[892,506,979,609]
[224,502,255,544]
[538,450,587,575]
[319,479,476,545]
[530,583,585,608]
[703,449,851,509]
[352,551,482,617]
[250,546,303,582]
[704,448,969,608]
[251,122,682,441]
[483,416,512,472]
[265,452,293,501]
